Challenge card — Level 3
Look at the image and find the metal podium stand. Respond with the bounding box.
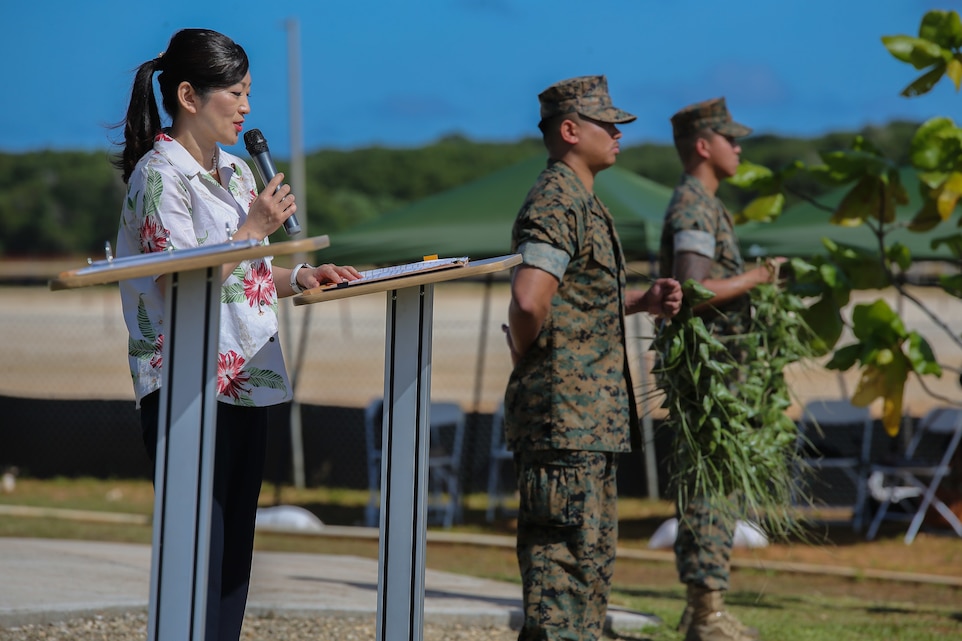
[50,235,330,641]
[294,254,521,641]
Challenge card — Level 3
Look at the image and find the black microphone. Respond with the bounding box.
[243,128,301,236]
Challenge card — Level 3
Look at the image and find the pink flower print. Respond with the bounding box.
[140,216,169,254]
[149,334,164,369]
[155,132,174,142]
[243,262,276,313]
[217,350,251,399]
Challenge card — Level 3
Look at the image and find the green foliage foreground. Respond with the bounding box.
[652,277,819,540]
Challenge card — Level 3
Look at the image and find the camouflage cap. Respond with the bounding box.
[538,75,636,124]
[670,97,751,140]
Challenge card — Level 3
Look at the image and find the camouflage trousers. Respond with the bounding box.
[514,449,618,641]
[674,495,735,591]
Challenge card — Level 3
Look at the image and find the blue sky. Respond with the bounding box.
[4,1,962,157]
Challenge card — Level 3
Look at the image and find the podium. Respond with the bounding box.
[294,253,521,641]
[50,235,331,641]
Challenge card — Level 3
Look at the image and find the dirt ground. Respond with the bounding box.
[0,281,516,412]
[3,279,960,418]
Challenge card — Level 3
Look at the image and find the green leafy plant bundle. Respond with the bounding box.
[651,273,819,538]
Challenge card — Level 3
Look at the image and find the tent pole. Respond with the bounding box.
[471,275,493,416]
[634,311,659,500]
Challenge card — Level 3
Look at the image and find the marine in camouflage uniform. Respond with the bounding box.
[658,97,777,641]
[660,164,747,598]
[504,76,680,641]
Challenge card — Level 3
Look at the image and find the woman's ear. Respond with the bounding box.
[177,81,198,114]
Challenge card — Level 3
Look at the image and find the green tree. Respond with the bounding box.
[733,9,962,435]
[0,151,124,256]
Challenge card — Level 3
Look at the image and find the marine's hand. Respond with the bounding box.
[757,256,788,285]
[645,278,682,318]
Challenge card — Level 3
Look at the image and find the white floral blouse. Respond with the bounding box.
[116,133,292,408]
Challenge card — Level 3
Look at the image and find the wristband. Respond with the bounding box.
[290,263,311,294]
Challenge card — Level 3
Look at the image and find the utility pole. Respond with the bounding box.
[286,16,309,490]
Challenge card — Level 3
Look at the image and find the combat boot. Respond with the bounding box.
[681,584,759,641]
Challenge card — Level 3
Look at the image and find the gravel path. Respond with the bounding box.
[0,612,522,641]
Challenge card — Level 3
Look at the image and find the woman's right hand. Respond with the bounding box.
[239,172,297,241]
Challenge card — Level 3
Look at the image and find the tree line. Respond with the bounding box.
[0,122,919,258]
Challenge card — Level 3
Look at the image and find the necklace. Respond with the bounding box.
[209,148,218,173]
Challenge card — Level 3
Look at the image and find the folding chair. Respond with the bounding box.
[363,399,466,529]
[796,398,874,531]
[865,406,962,544]
[485,402,517,522]
[363,399,384,528]
[425,402,467,528]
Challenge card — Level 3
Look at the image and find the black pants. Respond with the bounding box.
[141,391,269,641]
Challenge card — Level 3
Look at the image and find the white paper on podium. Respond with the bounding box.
[316,256,469,291]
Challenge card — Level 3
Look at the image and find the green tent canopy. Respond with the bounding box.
[318,155,673,266]
[738,171,960,261]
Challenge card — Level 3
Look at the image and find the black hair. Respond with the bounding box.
[538,112,580,158]
[674,127,714,167]
[111,28,249,183]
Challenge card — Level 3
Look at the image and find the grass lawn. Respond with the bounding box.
[1,477,960,641]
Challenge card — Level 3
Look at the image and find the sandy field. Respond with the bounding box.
[1,281,960,420]
[0,281,515,414]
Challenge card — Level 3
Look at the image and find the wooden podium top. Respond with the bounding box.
[293,254,522,305]
[49,235,330,290]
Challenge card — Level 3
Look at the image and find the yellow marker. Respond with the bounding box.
[423,254,439,261]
